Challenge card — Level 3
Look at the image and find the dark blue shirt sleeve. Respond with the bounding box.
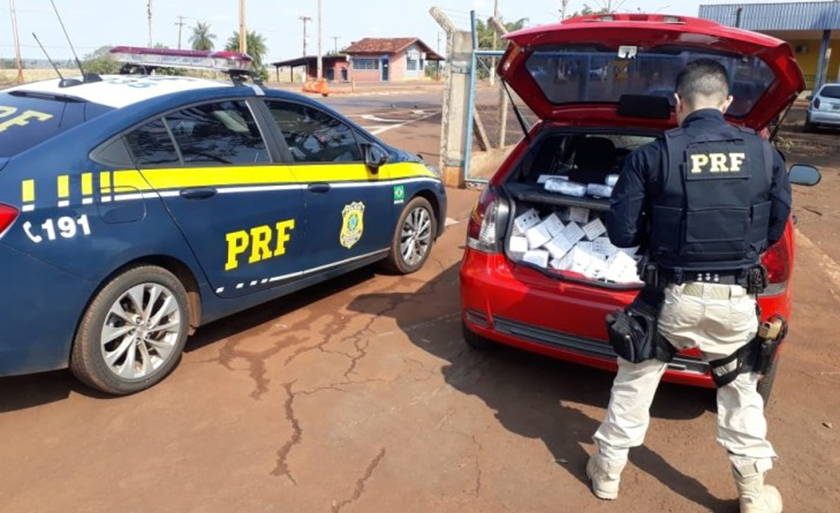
[607,146,652,248]
[767,148,792,247]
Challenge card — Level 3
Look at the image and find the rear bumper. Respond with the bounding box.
[808,109,840,125]
[459,249,715,388]
[0,243,93,377]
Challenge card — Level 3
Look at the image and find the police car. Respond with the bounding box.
[0,48,446,394]
[460,14,820,401]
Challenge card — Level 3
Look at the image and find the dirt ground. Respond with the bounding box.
[1,106,840,513]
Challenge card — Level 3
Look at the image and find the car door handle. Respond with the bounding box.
[180,187,218,200]
[308,183,332,193]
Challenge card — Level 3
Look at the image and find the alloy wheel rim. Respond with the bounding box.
[400,206,432,266]
[100,283,182,380]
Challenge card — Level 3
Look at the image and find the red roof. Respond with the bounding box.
[343,38,444,60]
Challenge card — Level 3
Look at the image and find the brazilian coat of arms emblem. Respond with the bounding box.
[340,202,365,249]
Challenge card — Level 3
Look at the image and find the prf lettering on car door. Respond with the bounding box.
[225,220,296,271]
[0,106,53,133]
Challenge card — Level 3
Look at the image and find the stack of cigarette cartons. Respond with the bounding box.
[508,207,642,284]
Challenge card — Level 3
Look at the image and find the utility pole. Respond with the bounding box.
[317,0,323,80]
[9,0,23,82]
[147,0,153,46]
[175,15,186,50]
[560,0,569,20]
[331,36,341,54]
[489,0,499,86]
[239,0,247,54]
[299,16,312,55]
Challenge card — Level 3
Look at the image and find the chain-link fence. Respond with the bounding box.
[466,54,537,182]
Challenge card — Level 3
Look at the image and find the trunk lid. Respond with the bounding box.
[499,13,805,130]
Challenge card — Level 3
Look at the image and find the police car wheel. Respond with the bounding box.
[462,322,497,351]
[70,266,190,395]
[385,197,437,275]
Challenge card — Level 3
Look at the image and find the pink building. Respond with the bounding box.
[343,38,444,83]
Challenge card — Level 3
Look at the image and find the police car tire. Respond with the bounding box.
[462,322,497,351]
[757,357,779,406]
[69,266,191,395]
[384,197,437,275]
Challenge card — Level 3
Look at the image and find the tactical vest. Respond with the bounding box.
[649,125,774,273]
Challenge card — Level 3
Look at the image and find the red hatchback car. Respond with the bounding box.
[459,14,819,400]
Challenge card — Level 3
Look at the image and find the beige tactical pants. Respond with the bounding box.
[593,282,778,478]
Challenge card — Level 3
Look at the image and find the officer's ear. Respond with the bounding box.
[674,93,683,113]
[720,95,734,113]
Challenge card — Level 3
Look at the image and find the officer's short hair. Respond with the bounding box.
[675,59,731,105]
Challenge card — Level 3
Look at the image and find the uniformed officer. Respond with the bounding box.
[587,59,792,513]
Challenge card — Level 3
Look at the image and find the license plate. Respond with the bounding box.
[832,104,840,110]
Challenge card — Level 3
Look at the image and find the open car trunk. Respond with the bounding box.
[498,13,805,130]
[502,128,660,289]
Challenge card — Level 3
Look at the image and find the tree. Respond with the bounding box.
[477,17,528,50]
[82,46,121,75]
[190,22,216,51]
[225,30,269,79]
[571,1,625,17]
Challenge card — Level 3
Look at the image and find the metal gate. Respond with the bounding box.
[464,10,536,184]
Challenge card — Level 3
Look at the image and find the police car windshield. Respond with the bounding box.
[526,46,776,118]
[0,92,112,158]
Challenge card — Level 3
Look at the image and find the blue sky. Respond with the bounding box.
[0,0,800,63]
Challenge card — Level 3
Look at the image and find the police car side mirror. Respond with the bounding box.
[364,144,389,172]
[789,164,821,186]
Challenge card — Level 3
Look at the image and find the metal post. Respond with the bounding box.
[489,0,499,86]
[490,16,509,149]
[816,29,832,90]
[147,0,153,46]
[317,0,323,80]
[9,0,24,82]
[463,11,479,182]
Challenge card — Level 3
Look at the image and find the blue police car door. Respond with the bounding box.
[123,99,305,297]
[264,101,394,271]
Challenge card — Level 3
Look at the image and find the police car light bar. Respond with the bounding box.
[109,46,253,72]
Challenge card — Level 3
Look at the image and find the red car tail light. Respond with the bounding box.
[761,240,791,295]
[0,203,19,237]
[467,187,508,254]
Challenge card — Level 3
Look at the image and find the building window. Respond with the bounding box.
[352,58,379,70]
[406,49,423,72]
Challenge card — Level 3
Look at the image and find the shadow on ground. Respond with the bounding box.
[348,263,734,512]
[0,267,378,413]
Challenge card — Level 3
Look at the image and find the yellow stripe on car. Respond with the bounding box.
[57,175,69,199]
[106,162,436,194]
[21,179,35,203]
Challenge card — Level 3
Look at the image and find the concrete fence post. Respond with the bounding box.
[431,7,469,188]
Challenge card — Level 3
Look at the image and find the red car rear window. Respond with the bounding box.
[525,46,776,118]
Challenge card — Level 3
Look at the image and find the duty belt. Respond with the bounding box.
[659,268,742,286]
[681,282,748,300]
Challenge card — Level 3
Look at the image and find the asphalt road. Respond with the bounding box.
[1,97,839,513]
